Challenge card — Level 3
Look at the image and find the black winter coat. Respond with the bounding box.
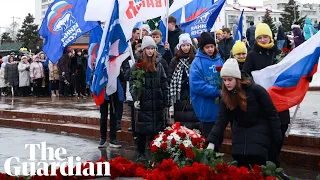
[168,27,183,55]
[207,83,282,160]
[243,43,290,124]
[167,57,200,129]
[4,63,19,86]
[243,43,279,76]
[129,56,169,135]
[219,37,234,61]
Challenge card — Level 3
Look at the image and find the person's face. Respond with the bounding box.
[22,58,28,63]
[223,31,231,39]
[234,53,246,61]
[142,29,148,37]
[133,30,140,40]
[223,77,237,91]
[145,46,155,57]
[203,44,215,57]
[77,51,82,56]
[135,46,141,53]
[9,57,14,63]
[216,34,223,41]
[152,35,162,44]
[168,22,176,31]
[68,52,73,57]
[181,44,191,54]
[256,35,271,45]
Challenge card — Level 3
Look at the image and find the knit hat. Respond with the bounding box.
[177,33,192,49]
[21,56,28,60]
[255,23,273,39]
[199,32,216,49]
[220,58,241,79]
[141,24,150,33]
[141,36,157,50]
[232,40,247,55]
[216,29,223,35]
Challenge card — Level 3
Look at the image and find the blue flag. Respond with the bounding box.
[159,0,213,43]
[86,25,103,86]
[180,0,226,38]
[91,0,128,106]
[234,9,244,44]
[39,0,99,63]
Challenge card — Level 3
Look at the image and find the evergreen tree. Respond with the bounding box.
[262,10,276,34]
[280,0,306,32]
[16,13,40,51]
[0,32,13,44]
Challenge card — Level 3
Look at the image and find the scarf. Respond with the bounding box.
[257,39,274,49]
[169,58,189,104]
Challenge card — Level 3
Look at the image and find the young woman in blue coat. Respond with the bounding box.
[189,32,224,137]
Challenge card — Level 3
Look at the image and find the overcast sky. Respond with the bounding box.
[0,0,318,33]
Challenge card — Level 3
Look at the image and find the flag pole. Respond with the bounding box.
[165,0,170,42]
[285,104,300,137]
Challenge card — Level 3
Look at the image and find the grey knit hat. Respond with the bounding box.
[220,58,241,79]
[141,36,157,50]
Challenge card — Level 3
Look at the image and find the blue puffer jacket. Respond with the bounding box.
[303,18,318,40]
[189,49,224,122]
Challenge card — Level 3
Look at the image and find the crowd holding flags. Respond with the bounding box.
[38,0,319,110]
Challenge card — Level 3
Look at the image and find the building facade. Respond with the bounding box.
[224,3,284,33]
[264,0,320,24]
[35,0,54,25]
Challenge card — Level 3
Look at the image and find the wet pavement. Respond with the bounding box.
[0,127,319,180]
[0,91,319,137]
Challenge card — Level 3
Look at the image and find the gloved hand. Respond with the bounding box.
[306,76,313,83]
[207,143,215,150]
[134,101,140,109]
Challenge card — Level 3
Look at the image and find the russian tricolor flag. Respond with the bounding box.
[252,32,320,112]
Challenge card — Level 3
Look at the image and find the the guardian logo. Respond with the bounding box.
[4,142,110,177]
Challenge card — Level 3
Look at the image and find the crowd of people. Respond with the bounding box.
[96,16,319,180]
[0,49,88,98]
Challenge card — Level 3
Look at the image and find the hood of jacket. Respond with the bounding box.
[305,18,312,25]
[195,48,222,61]
[291,24,300,29]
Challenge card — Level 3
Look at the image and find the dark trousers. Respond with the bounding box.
[137,133,156,154]
[268,110,290,167]
[233,154,266,168]
[20,86,30,96]
[75,77,86,96]
[130,104,136,137]
[33,78,43,96]
[116,100,123,129]
[202,122,216,138]
[100,97,122,141]
[50,80,59,90]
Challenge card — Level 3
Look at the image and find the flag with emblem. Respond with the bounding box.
[91,0,129,106]
[86,25,102,86]
[39,0,98,63]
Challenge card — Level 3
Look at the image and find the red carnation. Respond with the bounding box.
[216,66,222,72]
[160,142,168,151]
[136,62,145,68]
[18,176,25,180]
[185,148,195,159]
[266,177,277,180]
[252,164,262,173]
[179,144,186,151]
[171,139,176,145]
[282,48,289,53]
[162,135,168,141]
[151,145,158,153]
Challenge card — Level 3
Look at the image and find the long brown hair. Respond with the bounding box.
[141,49,157,72]
[222,78,252,112]
[176,46,195,64]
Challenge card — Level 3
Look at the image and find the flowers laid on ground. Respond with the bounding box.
[275,47,293,64]
[150,122,207,166]
[131,62,145,100]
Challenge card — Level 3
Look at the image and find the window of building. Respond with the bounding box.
[228,15,238,28]
[246,16,254,27]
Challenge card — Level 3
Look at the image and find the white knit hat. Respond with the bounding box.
[220,58,241,79]
[177,33,192,49]
[141,36,157,50]
[141,24,151,33]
